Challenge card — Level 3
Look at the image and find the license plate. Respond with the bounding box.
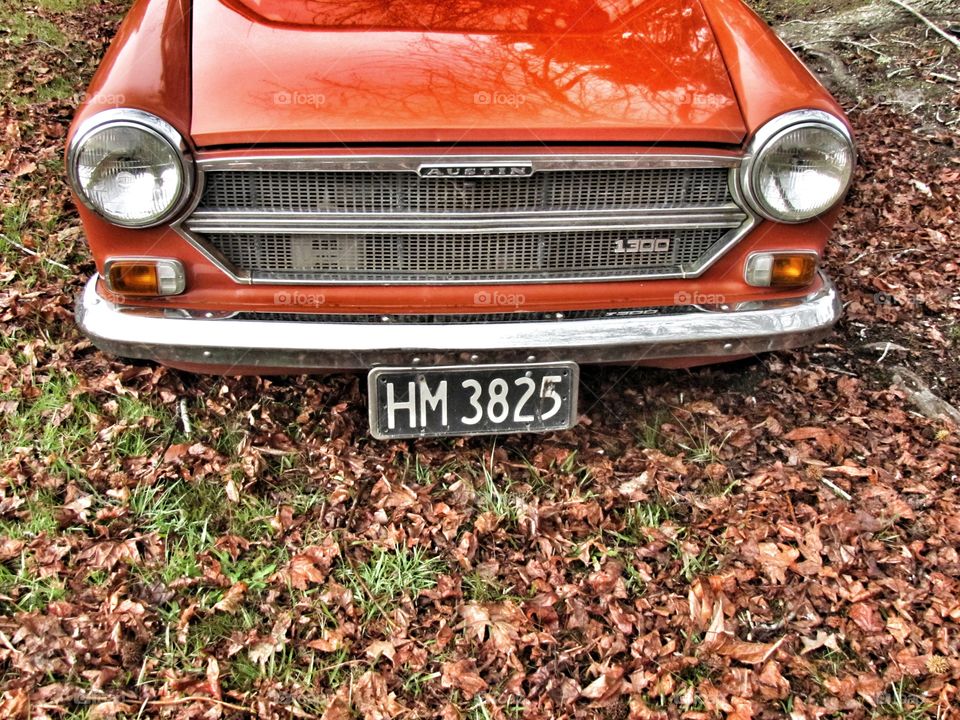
[368,363,579,440]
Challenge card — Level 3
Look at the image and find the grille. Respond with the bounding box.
[233,307,691,324]
[200,167,732,214]
[184,161,752,284]
[205,227,728,283]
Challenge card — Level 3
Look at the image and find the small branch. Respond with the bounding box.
[0,629,18,653]
[146,696,257,714]
[892,365,960,426]
[0,233,71,272]
[808,364,859,378]
[798,39,885,56]
[821,477,853,502]
[179,398,192,436]
[885,0,960,52]
[878,341,892,364]
[25,39,78,63]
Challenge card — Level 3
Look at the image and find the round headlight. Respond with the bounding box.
[743,111,854,223]
[68,110,193,228]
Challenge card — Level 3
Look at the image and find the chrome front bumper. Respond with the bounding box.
[75,275,841,371]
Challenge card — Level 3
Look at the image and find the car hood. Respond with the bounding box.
[190,0,747,146]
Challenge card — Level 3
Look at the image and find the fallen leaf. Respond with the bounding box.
[441,659,487,698]
[581,666,624,702]
[213,582,247,614]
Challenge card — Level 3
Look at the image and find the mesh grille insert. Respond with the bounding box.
[199,167,733,215]
[205,227,728,283]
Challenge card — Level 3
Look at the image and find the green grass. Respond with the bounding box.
[340,545,446,622]
[0,371,99,480]
[230,645,324,703]
[636,411,666,449]
[128,480,223,538]
[670,536,723,582]
[464,694,523,720]
[0,4,67,45]
[0,0,105,45]
[129,477,276,540]
[624,500,672,537]
[947,323,960,347]
[402,453,452,486]
[0,491,60,540]
[128,479,285,587]
[402,667,441,698]
[215,545,286,596]
[111,395,177,460]
[462,571,519,603]
[872,680,932,719]
[675,418,732,465]
[0,195,79,285]
[134,478,292,684]
[0,553,67,612]
[1,202,30,245]
[475,469,522,526]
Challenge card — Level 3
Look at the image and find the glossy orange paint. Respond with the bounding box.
[190,0,747,146]
[699,0,849,132]
[68,0,191,141]
[69,0,851,372]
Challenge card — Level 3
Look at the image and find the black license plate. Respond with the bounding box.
[368,363,579,439]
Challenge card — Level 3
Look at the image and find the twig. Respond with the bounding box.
[821,477,853,502]
[0,629,18,653]
[179,398,192,436]
[878,342,892,364]
[797,39,885,56]
[808,364,859,377]
[884,0,960,52]
[892,365,960,425]
[846,247,919,264]
[0,233,71,271]
[25,39,78,63]
[147,696,256,714]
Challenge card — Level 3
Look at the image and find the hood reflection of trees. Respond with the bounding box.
[238,0,736,127]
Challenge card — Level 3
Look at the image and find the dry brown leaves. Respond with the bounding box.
[0,3,959,720]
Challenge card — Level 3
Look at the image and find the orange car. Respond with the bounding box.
[69,0,854,439]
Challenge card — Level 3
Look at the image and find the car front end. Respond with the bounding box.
[69,0,854,438]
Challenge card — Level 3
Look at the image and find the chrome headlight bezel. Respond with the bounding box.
[740,109,855,224]
[67,109,195,229]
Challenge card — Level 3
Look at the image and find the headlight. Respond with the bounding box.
[68,109,193,228]
[742,110,854,223]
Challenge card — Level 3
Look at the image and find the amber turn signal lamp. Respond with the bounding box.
[104,258,185,297]
[745,252,819,289]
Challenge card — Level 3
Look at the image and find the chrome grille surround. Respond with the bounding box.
[175,154,757,285]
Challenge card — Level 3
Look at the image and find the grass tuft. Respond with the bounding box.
[340,545,445,622]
